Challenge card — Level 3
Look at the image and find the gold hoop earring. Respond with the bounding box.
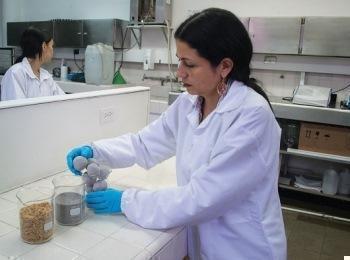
[216,77,227,96]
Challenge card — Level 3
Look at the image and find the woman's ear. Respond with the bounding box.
[220,58,234,79]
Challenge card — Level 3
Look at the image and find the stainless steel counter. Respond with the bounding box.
[270,97,350,127]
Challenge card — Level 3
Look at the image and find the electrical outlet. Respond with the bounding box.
[99,107,115,124]
[73,49,79,55]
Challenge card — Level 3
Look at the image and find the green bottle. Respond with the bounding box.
[113,70,127,85]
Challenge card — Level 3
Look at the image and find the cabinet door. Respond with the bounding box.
[53,20,83,47]
[82,19,114,47]
[7,21,53,46]
[249,17,301,54]
[302,17,350,57]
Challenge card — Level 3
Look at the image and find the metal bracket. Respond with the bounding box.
[126,24,172,49]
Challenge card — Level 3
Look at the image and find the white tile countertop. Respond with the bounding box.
[0,158,187,260]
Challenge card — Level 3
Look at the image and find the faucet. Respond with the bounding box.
[142,74,178,86]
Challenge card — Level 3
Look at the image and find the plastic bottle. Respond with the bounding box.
[113,70,127,84]
[322,169,339,195]
[60,59,67,81]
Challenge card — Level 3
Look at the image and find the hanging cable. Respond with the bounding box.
[73,52,84,73]
[332,82,350,93]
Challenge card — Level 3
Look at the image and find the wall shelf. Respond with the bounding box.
[280,148,350,165]
[279,184,350,202]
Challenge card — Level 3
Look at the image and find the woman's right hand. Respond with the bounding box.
[66,145,93,175]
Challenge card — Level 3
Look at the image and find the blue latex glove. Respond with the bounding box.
[86,188,123,214]
[66,145,93,175]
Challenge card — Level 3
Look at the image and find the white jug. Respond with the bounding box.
[85,43,114,85]
[338,168,350,195]
[322,169,339,195]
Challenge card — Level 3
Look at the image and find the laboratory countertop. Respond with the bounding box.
[268,96,350,127]
[167,91,350,127]
[0,158,187,260]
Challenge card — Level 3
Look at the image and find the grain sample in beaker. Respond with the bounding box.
[55,192,85,225]
[19,202,54,244]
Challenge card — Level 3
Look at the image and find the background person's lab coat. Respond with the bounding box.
[1,57,64,101]
[92,80,287,260]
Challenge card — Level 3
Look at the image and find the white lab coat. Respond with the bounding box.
[0,57,65,101]
[92,80,287,260]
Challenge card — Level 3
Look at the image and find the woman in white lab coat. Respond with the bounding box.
[67,8,287,260]
[1,27,64,101]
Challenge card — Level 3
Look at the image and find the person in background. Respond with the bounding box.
[0,27,64,101]
[67,8,286,260]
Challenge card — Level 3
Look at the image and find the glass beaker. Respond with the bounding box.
[52,174,86,226]
[16,187,54,244]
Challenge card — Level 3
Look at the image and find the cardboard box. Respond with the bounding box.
[298,122,350,156]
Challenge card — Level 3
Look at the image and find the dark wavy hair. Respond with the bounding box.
[175,8,272,109]
[15,27,53,63]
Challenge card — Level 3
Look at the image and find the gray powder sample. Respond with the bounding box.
[73,156,88,171]
[99,165,111,180]
[87,163,100,178]
[55,192,85,225]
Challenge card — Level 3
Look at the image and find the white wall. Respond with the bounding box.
[0,87,150,192]
[0,0,3,46]
[4,0,130,22]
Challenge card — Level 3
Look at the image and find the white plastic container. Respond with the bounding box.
[338,168,350,195]
[84,43,114,85]
[322,169,339,195]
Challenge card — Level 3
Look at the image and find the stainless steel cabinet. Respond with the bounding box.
[249,17,302,55]
[53,20,83,47]
[7,21,53,46]
[7,19,129,48]
[302,17,350,57]
[83,20,114,47]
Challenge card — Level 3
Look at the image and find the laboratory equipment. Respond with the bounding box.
[130,0,172,24]
[16,187,54,244]
[293,85,332,107]
[284,123,299,148]
[340,93,350,109]
[52,174,86,226]
[0,48,14,75]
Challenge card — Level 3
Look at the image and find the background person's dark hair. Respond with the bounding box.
[174,8,272,110]
[15,27,53,63]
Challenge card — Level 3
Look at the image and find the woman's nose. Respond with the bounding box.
[177,63,187,79]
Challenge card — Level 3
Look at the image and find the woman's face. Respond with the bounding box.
[41,39,54,63]
[176,39,230,99]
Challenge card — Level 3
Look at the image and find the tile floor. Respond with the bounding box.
[283,209,350,260]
